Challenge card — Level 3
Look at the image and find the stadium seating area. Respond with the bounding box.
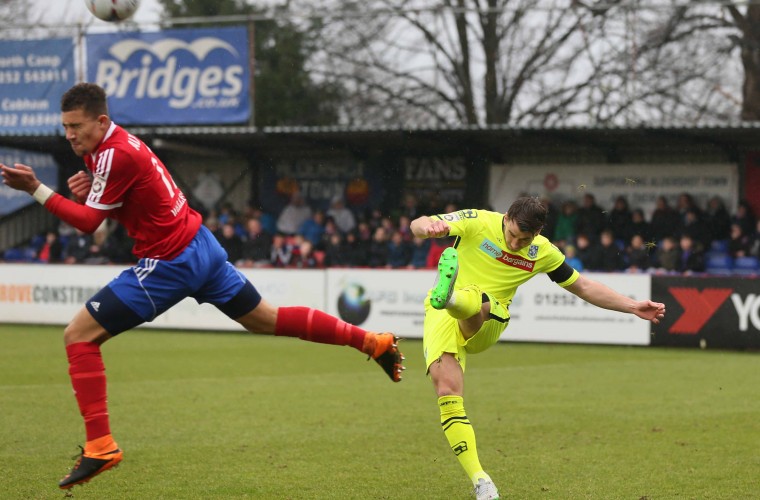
[3,191,760,277]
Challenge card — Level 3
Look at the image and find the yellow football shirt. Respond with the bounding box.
[433,209,579,306]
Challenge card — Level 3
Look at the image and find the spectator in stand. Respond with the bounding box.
[563,244,584,271]
[629,208,652,243]
[598,229,626,272]
[217,222,243,264]
[400,192,421,220]
[677,234,705,274]
[38,230,63,263]
[424,191,445,216]
[270,233,295,267]
[326,196,356,234]
[366,207,385,231]
[732,200,757,238]
[680,209,711,249]
[293,239,318,268]
[397,214,413,241]
[319,216,341,248]
[299,210,326,248]
[216,202,237,226]
[728,222,751,258]
[409,236,431,269]
[576,193,606,242]
[387,230,411,268]
[368,226,390,268]
[704,196,732,243]
[654,236,680,273]
[344,230,368,267]
[650,196,681,243]
[626,234,653,272]
[575,232,602,271]
[749,219,760,258]
[380,216,395,235]
[101,225,135,264]
[247,205,277,235]
[553,200,579,246]
[540,197,559,245]
[677,192,702,225]
[204,213,220,237]
[323,233,347,267]
[607,196,633,243]
[64,229,97,264]
[356,220,373,244]
[276,191,312,236]
[239,218,272,267]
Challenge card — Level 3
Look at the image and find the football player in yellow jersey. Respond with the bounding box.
[410,197,666,500]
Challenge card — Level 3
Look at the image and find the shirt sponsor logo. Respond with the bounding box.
[479,238,536,272]
[479,238,502,258]
[441,212,462,222]
[497,251,535,272]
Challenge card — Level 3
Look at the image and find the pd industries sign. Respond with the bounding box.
[0,38,76,134]
[651,276,760,349]
[86,27,250,125]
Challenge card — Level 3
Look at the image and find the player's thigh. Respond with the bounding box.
[463,293,509,354]
[423,298,467,372]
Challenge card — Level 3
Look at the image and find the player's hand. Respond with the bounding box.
[425,220,451,238]
[0,163,41,194]
[68,170,92,203]
[634,300,666,324]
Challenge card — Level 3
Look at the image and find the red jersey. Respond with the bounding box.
[83,123,202,259]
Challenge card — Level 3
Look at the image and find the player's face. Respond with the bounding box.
[503,217,537,252]
[61,109,109,157]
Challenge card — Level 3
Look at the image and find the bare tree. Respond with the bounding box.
[726,4,760,120]
[289,0,742,127]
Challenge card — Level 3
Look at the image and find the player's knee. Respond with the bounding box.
[236,300,277,334]
[63,323,95,345]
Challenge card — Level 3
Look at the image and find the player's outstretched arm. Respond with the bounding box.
[565,274,666,324]
[1,162,106,234]
[410,215,451,239]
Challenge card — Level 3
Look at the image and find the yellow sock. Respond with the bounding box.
[439,395,488,485]
[446,286,481,320]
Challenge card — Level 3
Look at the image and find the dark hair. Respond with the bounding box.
[61,83,109,118]
[506,196,546,234]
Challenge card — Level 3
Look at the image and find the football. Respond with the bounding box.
[85,0,141,22]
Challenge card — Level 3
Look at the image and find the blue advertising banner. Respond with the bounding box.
[0,147,58,216]
[86,27,250,125]
[0,38,75,135]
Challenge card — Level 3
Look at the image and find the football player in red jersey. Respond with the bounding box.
[0,82,404,490]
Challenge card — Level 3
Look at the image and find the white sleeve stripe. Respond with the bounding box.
[86,200,123,210]
[89,148,115,204]
[94,148,112,178]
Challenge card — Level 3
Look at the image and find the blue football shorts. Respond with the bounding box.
[86,225,261,335]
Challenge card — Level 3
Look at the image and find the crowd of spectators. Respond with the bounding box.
[5,190,760,276]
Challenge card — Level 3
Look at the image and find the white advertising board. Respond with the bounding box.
[0,264,651,345]
[324,269,651,345]
[506,273,651,345]
[0,264,324,331]
[324,268,435,338]
[489,163,739,217]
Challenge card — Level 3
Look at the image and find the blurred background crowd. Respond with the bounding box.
[6,190,760,276]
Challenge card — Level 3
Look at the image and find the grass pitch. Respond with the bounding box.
[1,324,758,499]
